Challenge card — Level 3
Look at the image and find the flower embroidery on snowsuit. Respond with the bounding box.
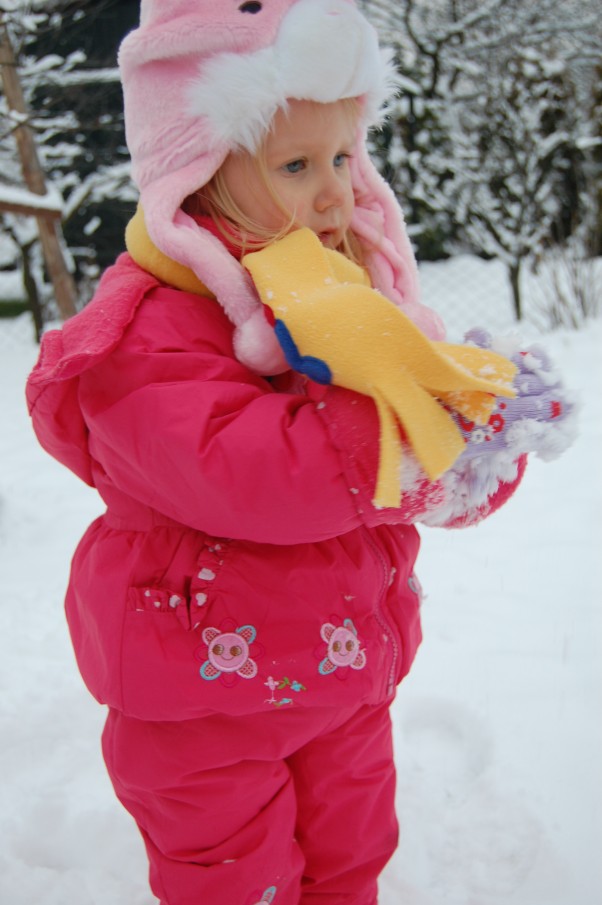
[196,620,259,686]
[246,885,277,905]
[318,618,367,675]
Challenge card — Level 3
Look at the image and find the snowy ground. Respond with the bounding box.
[0,257,600,905]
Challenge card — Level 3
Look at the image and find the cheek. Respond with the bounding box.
[236,172,292,231]
[271,182,304,222]
[342,183,355,223]
[256,193,292,230]
[221,158,267,221]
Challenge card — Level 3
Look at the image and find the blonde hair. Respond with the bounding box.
[184,98,365,266]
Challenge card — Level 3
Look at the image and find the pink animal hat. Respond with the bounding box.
[118,0,445,374]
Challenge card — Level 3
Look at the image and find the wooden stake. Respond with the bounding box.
[0,12,78,320]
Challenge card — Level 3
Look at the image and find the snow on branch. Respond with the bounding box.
[0,181,62,217]
[36,66,121,86]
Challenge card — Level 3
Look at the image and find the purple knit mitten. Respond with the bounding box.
[453,328,577,462]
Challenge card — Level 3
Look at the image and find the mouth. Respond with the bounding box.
[317,229,340,248]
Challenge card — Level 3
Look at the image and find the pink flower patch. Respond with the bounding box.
[318,617,366,676]
[195,618,262,687]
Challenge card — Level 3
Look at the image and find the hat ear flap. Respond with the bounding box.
[350,140,446,341]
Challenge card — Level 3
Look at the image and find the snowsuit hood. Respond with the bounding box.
[26,255,160,485]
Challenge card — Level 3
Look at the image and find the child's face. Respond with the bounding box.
[220,99,357,249]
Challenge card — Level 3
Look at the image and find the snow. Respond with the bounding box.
[0,258,600,905]
[0,268,23,301]
[40,68,121,86]
[0,180,63,214]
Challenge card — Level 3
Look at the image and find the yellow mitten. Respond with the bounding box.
[243,229,517,508]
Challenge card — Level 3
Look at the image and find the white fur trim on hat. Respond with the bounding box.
[186,0,399,152]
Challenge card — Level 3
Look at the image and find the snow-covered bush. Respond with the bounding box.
[360,0,602,322]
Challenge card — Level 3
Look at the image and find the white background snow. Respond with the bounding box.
[0,258,600,905]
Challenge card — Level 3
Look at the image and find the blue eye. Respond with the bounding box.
[334,153,350,167]
[284,159,305,174]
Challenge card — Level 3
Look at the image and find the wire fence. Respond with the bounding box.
[420,253,602,340]
[1,248,600,354]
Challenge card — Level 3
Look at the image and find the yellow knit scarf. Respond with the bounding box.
[243,229,518,507]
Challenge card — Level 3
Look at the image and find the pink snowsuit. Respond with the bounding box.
[27,254,524,905]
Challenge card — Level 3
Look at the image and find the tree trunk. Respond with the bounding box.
[508,260,523,320]
[0,13,78,323]
[21,239,44,343]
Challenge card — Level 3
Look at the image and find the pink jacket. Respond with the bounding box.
[26,254,524,721]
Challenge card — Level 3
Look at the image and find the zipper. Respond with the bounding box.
[362,527,399,699]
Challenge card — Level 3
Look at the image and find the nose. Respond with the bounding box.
[314,168,346,212]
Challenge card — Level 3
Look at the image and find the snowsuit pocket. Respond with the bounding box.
[120,585,210,720]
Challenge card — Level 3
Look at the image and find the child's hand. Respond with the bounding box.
[455,328,578,462]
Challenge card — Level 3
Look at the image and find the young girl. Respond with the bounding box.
[26,3,575,904]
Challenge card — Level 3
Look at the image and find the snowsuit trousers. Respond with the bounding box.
[102,699,398,905]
